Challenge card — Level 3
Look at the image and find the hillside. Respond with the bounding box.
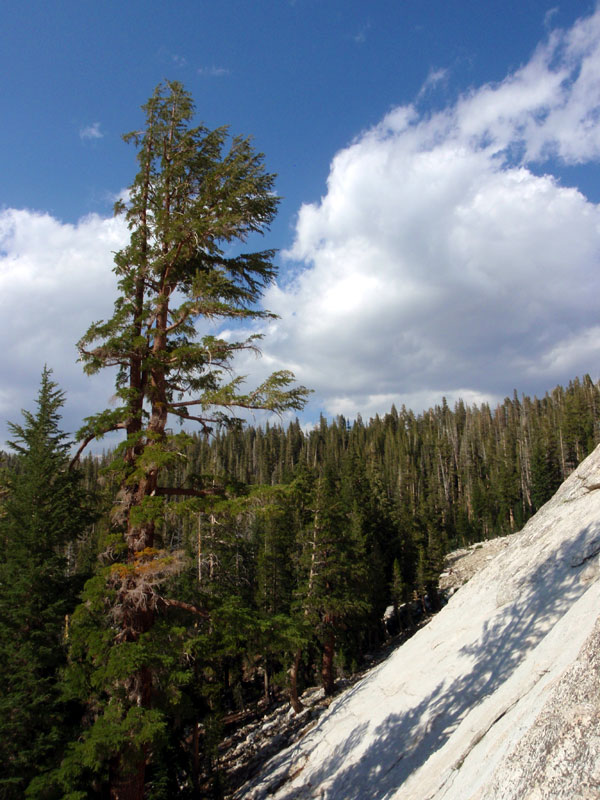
[238,444,600,799]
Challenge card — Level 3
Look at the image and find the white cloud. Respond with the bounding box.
[525,325,600,377]
[241,5,600,420]
[0,209,127,444]
[197,65,230,77]
[353,22,371,45]
[80,122,103,141]
[417,67,449,99]
[544,7,559,29]
[4,6,600,446]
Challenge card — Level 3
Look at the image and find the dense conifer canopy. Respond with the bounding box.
[0,369,91,799]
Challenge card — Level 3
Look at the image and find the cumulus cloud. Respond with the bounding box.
[197,65,230,77]
[245,5,600,420]
[417,67,449,99]
[544,6,559,29]
[0,209,127,443]
[80,122,103,141]
[4,7,600,446]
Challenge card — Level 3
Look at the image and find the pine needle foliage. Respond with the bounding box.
[64,81,308,798]
[0,368,92,800]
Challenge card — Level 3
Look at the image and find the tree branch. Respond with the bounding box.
[159,597,210,618]
[165,307,192,334]
[167,408,216,431]
[153,486,224,497]
[69,423,127,469]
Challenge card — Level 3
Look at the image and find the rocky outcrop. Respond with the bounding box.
[438,535,511,593]
[238,445,600,800]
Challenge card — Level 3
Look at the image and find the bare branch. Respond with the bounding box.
[159,597,210,618]
[165,307,192,334]
[69,422,127,469]
[153,485,224,498]
[167,408,216,430]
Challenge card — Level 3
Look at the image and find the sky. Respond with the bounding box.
[2,0,600,448]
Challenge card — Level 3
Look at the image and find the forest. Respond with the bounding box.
[1,80,599,800]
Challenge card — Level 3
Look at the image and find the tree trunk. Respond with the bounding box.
[108,562,155,798]
[321,632,335,697]
[192,720,201,793]
[109,753,146,800]
[263,660,271,704]
[289,648,304,713]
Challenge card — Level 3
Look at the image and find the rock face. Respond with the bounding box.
[238,445,600,800]
[438,535,511,593]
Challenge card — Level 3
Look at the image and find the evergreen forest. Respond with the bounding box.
[1,81,599,799]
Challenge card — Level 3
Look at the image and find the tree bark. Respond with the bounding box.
[263,662,270,703]
[321,631,335,697]
[192,720,201,793]
[289,648,304,713]
[109,757,146,800]
[108,640,154,799]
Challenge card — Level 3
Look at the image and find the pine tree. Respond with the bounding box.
[0,368,92,799]
[530,424,561,512]
[294,468,369,696]
[64,81,308,799]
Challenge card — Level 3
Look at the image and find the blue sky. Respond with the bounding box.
[1,1,600,445]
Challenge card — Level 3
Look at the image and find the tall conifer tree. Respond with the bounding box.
[65,81,308,799]
[0,368,90,799]
[294,468,369,696]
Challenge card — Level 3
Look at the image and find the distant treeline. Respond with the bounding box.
[78,373,600,678]
[78,371,600,620]
[178,373,599,539]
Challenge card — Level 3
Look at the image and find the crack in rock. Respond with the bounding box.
[570,538,600,568]
[450,670,549,774]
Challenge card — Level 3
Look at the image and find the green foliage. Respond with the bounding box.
[66,81,308,797]
[53,571,195,796]
[77,80,308,455]
[0,369,94,800]
[7,367,598,794]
